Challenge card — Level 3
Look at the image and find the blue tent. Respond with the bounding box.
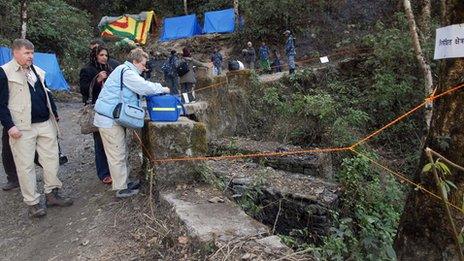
[203,8,235,34]
[0,47,69,91]
[160,14,202,41]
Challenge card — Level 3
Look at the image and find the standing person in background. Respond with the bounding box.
[93,48,170,198]
[242,41,256,69]
[1,124,19,190]
[211,47,223,76]
[79,45,114,185]
[162,50,180,95]
[272,49,282,73]
[284,30,296,74]
[179,47,209,103]
[143,51,157,80]
[259,42,271,72]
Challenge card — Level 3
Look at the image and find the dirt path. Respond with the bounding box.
[0,102,164,261]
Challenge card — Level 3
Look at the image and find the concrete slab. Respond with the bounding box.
[160,186,269,242]
[207,160,340,243]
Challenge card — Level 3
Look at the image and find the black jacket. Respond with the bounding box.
[79,63,113,104]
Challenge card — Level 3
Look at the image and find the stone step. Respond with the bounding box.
[209,136,334,180]
[206,160,340,244]
[159,185,292,257]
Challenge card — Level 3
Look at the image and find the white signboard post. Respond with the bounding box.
[434,23,464,60]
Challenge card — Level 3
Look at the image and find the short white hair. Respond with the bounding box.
[127,48,148,63]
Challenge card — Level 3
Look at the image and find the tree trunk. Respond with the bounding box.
[394,1,464,260]
[417,0,431,41]
[20,0,27,39]
[183,0,187,15]
[403,0,434,129]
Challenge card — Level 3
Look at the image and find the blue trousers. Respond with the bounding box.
[287,55,296,70]
[93,132,110,180]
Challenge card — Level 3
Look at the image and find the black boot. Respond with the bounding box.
[29,202,46,218]
[2,180,19,191]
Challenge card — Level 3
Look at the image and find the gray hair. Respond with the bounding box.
[12,39,34,50]
[127,48,148,63]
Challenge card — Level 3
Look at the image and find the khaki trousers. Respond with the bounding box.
[99,124,128,190]
[10,120,61,205]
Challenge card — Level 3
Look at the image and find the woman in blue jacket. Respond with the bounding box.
[94,48,169,198]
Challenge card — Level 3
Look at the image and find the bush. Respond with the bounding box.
[28,0,93,84]
[234,0,311,44]
[311,154,403,260]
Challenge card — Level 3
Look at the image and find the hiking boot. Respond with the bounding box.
[29,203,46,218]
[59,154,68,165]
[45,188,73,207]
[2,181,19,191]
[116,188,139,198]
[127,180,141,190]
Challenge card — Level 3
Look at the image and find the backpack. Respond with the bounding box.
[162,56,177,77]
[176,60,190,77]
[228,60,240,71]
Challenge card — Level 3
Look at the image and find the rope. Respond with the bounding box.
[132,128,349,164]
[137,55,464,214]
[140,81,464,165]
[350,148,464,214]
[352,82,464,148]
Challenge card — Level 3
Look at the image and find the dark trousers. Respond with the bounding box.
[165,76,179,95]
[180,82,195,103]
[93,132,110,180]
[2,128,18,183]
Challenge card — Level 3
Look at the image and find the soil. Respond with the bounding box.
[0,101,204,261]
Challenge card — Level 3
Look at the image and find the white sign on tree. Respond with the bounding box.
[434,23,464,60]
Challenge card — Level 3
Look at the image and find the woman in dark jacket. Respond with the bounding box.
[79,46,113,184]
[179,47,209,103]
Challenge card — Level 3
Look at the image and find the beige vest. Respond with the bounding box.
[1,59,59,132]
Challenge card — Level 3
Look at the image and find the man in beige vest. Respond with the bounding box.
[0,39,72,218]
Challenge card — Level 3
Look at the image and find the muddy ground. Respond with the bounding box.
[0,102,206,261]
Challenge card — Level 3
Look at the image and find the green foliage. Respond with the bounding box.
[237,188,264,218]
[311,154,403,260]
[235,0,311,44]
[0,0,93,84]
[0,1,20,40]
[361,14,425,164]
[247,68,372,146]
[423,159,455,201]
[195,164,227,190]
[28,0,93,84]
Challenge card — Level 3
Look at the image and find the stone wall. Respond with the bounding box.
[141,117,208,187]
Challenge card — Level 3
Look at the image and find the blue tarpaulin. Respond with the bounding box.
[0,47,69,91]
[203,8,235,34]
[160,14,202,41]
